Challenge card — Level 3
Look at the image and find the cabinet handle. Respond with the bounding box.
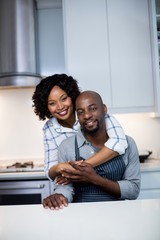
[0,184,45,190]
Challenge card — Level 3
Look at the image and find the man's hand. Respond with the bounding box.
[61,161,98,184]
[43,193,68,210]
[56,160,85,185]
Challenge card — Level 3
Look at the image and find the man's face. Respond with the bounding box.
[76,94,106,134]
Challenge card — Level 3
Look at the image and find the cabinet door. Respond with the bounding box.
[138,189,160,199]
[107,0,155,112]
[37,7,65,76]
[138,170,160,199]
[63,0,155,113]
[63,0,112,107]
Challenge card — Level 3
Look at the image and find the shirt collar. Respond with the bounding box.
[47,117,80,132]
[76,128,88,147]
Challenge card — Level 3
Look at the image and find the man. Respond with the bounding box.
[43,91,141,210]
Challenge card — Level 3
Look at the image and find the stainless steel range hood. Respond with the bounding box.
[0,0,41,88]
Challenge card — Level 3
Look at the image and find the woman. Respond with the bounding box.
[32,73,127,180]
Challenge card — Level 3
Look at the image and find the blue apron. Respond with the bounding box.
[73,136,126,202]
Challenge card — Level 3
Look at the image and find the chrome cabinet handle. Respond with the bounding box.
[0,184,45,190]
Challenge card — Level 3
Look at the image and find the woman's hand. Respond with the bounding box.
[56,175,70,185]
[56,162,75,174]
[56,161,84,184]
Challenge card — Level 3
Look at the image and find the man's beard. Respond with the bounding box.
[83,123,99,135]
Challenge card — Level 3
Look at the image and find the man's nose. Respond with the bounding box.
[83,111,92,119]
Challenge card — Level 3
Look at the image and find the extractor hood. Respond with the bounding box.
[0,0,41,88]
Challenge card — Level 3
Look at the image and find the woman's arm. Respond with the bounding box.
[85,114,128,167]
[48,162,75,180]
[85,147,118,167]
[43,123,59,179]
[43,121,74,180]
[43,119,81,180]
[104,114,128,154]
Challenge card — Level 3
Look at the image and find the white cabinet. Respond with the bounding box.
[138,169,160,199]
[37,0,159,114]
[63,0,157,114]
[37,3,65,76]
[106,0,154,112]
[63,0,112,106]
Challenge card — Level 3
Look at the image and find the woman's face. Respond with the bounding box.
[47,85,74,121]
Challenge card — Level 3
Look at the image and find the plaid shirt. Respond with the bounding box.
[43,114,127,178]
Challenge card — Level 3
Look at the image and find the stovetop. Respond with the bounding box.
[0,161,44,173]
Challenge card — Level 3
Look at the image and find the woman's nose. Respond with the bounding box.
[57,101,63,109]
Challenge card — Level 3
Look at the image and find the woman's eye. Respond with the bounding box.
[61,96,68,102]
[48,102,55,106]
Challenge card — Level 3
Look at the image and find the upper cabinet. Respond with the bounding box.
[37,0,160,115]
[37,0,65,76]
[106,0,154,113]
[63,0,159,114]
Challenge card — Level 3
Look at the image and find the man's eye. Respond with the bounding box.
[90,106,97,111]
[77,111,83,115]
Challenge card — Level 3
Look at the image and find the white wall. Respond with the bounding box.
[0,89,44,161]
[114,112,160,159]
[0,89,160,161]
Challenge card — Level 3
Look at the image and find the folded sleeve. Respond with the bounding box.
[53,182,74,203]
[118,136,141,200]
[104,114,128,155]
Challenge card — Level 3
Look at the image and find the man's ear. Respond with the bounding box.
[103,104,107,114]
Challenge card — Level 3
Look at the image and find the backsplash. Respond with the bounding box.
[0,89,160,161]
[114,112,160,159]
[0,88,44,160]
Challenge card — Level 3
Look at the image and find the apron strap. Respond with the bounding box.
[75,135,80,160]
[75,136,85,161]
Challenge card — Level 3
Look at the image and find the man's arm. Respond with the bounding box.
[43,183,74,210]
[117,136,141,200]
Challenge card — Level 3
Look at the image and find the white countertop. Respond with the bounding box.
[0,158,160,181]
[0,170,46,180]
[0,199,160,240]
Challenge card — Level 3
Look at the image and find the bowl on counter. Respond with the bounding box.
[139,150,152,163]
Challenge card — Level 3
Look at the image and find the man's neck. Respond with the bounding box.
[84,131,108,149]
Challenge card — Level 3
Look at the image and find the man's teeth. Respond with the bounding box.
[85,120,94,126]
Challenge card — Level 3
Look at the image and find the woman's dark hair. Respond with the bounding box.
[32,73,81,120]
